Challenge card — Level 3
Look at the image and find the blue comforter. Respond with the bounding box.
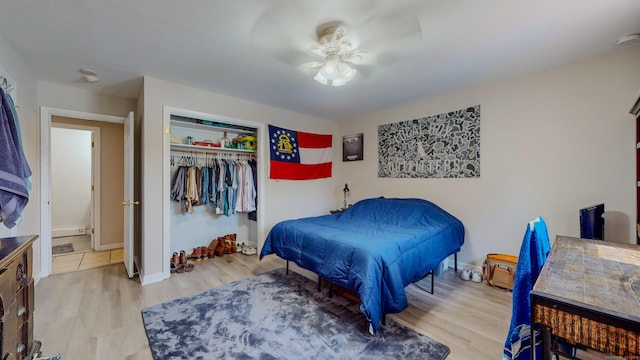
[260,197,464,334]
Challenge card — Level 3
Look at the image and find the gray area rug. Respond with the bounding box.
[52,243,73,255]
[142,268,450,360]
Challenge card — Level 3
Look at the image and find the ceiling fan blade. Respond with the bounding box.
[308,45,326,59]
[352,12,422,51]
[249,3,319,65]
[347,49,376,65]
[342,60,374,79]
[297,61,324,73]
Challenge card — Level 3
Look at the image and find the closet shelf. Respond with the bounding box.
[171,117,256,135]
[171,143,255,154]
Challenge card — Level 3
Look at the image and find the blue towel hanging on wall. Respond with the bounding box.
[503,217,550,360]
[0,87,31,228]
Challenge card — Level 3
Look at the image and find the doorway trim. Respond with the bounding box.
[40,107,125,278]
[50,122,101,251]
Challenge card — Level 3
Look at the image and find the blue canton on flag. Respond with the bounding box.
[269,125,300,164]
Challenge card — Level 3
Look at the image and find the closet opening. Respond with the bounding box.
[163,108,263,278]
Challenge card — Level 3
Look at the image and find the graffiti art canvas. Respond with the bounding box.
[378,105,480,178]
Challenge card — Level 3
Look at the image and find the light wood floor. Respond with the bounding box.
[51,248,124,274]
[51,235,124,274]
[33,254,603,360]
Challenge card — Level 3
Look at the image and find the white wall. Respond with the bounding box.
[338,47,640,269]
[37,81,137,118]
[141,77,340,284]
[50,127,92,233]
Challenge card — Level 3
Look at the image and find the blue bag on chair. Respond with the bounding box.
[503,217,550,360]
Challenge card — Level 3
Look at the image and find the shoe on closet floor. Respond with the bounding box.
[175,250,187,273]
[214,237,225,256]
[224,235,237,254]
[188,247,203,260]
[471,271,482,283]
[208,239,219,258]
[242,245,257,256]
[199,246,209,259]
[179,250,195,272]
[170,252,179,273]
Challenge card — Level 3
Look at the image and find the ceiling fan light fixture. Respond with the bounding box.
[331,77,346,87]
[324,54,339,75]
[314,71,329,85]
[324,63,336,75]
[314,59,356,87]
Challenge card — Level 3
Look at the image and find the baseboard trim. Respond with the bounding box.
[52,227,88,237]
[95,242,123,251]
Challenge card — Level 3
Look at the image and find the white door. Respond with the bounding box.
[123,111,136,278]
[90,130,96,250]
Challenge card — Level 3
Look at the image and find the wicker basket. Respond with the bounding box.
[534,304,640,357]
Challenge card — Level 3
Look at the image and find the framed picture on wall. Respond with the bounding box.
[343,133,363,161]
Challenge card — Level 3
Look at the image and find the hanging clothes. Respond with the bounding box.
[247,159,258,221]
[212,159,220,209]
[233,160,243,213]
[201,165,210,205]
[170,166,187,201]
[185,166,199,213]
[226,160,236,216]
[243,160,256,212]
[233,160,256,213]
[0,87,31,228]
[194,166,202,205]
[168,153,257,217]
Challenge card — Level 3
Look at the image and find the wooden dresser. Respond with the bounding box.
[0,235,37,360]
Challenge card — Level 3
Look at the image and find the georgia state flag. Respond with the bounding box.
[268,125,332,180]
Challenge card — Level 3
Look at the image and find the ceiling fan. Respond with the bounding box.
[302,22,366,86]
[250,3,422,87]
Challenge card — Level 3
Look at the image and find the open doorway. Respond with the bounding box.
[47,116,125,274]
[40,108,135,279]
[50,124,99,271]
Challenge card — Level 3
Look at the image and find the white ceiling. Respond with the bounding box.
[1,1,638,121]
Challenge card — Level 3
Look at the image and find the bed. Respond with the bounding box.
[259,197,465,334]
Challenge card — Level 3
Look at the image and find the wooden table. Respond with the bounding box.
[530,236,640,359]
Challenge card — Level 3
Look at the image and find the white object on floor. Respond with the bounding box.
[471,270,482,283]
[242,245,257,255]
[461,267,471,281]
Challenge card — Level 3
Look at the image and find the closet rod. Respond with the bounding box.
[170,148,254,157]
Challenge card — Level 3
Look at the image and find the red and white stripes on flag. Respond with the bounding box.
[268,125,332,180]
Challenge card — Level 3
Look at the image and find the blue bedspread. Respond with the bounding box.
[260,197,465,334]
